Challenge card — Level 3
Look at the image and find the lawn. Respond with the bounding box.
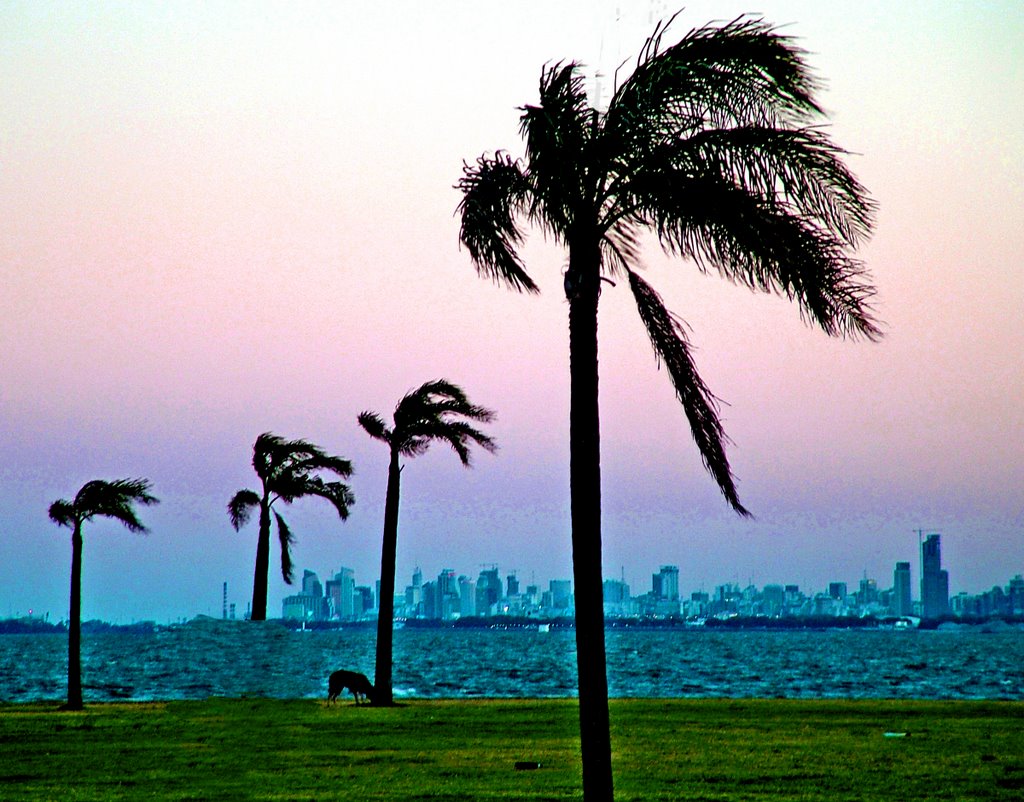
[1,698,1022,800]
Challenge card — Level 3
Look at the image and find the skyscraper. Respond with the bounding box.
[437,568,459,620]
[921,534,949,618]
[329,567,355,620]
[459,576,476,617]
[476,567,502,613]
[652,565,680,601]
[893,561,913,616]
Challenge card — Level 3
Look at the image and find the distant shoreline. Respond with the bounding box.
[4,613,1023,635]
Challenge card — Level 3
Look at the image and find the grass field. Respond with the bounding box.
[1,698,1023,800]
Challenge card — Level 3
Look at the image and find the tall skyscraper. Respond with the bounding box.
[476,567,502,613]
[921,534,949,618]
[652,565,680,601]
[437,568,459,619]
[893,561,913,616]
[459,576,476,617]
[330,567,355,620]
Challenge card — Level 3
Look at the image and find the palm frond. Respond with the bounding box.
[607,15,821,148]
[252,432,288,483]
[357,411,392,445]
[627,270,749,516]
[274,511,296,584]
[48,500,76,529]
[298,477,355,521]
[457,153,539,293]
[415,419,498,466]
[73,478,158,533]
[227,489,261,530]
[378,379,497,467]
[626,165,879,340]
[519,62,596,233]
[657,125,875,246]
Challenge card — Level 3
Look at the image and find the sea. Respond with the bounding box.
[3,621,1023,704]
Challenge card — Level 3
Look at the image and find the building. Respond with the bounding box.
[652,565,680,601]
[459,576,476,617]
[404,568,423,617]
[603,578,632,616]
[282,593,324,621]
[921,534,949,618]
[327,567,356,621]
[762,584,785,616]
[354,586,374,616]
[858,577,879,606]
[476,567,502,614]
[549,579,573,611]
[893,562,913,617]
[301,570,323,599]
[436,569,460,620]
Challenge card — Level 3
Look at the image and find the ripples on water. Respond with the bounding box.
[2,624,1022,704]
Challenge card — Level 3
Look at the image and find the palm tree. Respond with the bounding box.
[49,478,159,710]
[228,433,355,621]
[457,14,879,800]
[358,379,496,705]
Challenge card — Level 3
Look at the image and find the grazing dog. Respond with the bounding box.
[327,670,376,705]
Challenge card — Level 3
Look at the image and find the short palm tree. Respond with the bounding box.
[49,478,159,710]
[358,379,496,705]
[458,14,879,800]
[228,433,355,621]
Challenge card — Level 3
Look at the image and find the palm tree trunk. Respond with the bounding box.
[373,449,402,705]
[66,523,84,710]
[250,502,272,621]
[568,251,614,800]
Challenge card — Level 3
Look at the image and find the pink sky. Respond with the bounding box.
[1,1,1021,621]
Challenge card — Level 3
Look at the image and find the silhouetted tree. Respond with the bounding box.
[228,433,354,621]
[458,14,878,800]
[49,478,159,710]
[359,380,496,705]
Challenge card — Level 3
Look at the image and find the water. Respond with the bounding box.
[2,622,1023,704]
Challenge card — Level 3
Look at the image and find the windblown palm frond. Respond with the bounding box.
[457,153,538,293]
[295,476,355,521]
[274,511,295,584]
[51,479,159,532]
[227,489,261,530]
[357,411,392,445]
[627,270,748,515]
[520,62,595,233]
[606,14,821,145]
[363,379,497,465]
[48,500,77,529]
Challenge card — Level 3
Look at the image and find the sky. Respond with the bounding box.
[1,0,1022,623]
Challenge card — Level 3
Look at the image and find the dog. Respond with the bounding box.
[327,670,377,705]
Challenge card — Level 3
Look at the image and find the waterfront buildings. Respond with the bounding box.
[921,534,950,618]
[280,538,1022,623]
[894,561,913,617]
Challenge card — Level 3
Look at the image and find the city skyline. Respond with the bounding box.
[2,2,1022,624]
[268,533,1019,625]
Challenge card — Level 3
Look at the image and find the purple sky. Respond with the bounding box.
[2,1,1022,622]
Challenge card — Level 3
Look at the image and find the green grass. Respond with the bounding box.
[1,698,1022,800]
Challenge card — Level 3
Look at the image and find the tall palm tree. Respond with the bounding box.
[228,433,355,621]
[358,379,496,705]
[49,478,159,710]
[458,14,879,800]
